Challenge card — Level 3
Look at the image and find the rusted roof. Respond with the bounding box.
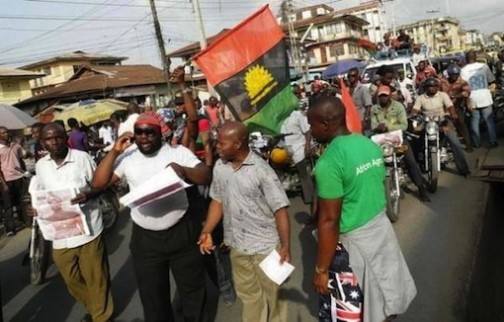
[167,29,231,58]
[16,65,167,105]
[19,50,127,70]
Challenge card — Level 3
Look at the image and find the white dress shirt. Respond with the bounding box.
[35,149,103,249]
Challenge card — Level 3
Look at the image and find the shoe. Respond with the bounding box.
[490,142,499,148]
[81,314,92,322]
[466,147,474,153]
[6,231,15,237]
[459,169,471,178]
[419,191,431,203]
[473,144,480,149]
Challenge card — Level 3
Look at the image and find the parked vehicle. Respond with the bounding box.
[362,57,418,85]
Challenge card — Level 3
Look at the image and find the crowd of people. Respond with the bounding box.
[0,45,502,322]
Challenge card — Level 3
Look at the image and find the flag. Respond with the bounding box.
[339,79,362,134]
[194,5,298,134]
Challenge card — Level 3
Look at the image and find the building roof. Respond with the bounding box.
[16,64,166,105]
[19,50,128,70]
[284,13,369,30]
[0,67,44,80]
[291,4,334,14]
[331,0,383,15]
[167,29,231,58]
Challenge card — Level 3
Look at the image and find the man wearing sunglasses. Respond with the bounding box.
[92,113,211,322]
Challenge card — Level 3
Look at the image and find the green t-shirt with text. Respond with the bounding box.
[315,134,386,234]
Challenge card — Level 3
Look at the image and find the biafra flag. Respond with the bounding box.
[194,5,298,134]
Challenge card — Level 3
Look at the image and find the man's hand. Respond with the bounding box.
[167,162,186,179]
[169,66,185,84]
[313,270,330,295]
[197,232,215,254]
[71,192,88,205]
[377,123,388,133]
[278,245,291,264]
[113,133,134,154]
[1,183,9,193]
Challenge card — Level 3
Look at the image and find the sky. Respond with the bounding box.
[0,0,502,69]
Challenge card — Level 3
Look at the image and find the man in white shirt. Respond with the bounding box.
[117,102,140,137]
[98,121,114,146]
[280,109,314,204]
[35,123,113,322]
[460,51,498,148]
[92,113,211,322]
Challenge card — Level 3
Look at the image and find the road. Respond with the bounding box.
[0,149,489,322]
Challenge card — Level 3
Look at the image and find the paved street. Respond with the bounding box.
[0,149,490,322]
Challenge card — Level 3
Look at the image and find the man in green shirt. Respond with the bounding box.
[371,85,429,202]
[308,96,416,322]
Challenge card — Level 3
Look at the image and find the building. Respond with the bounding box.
[463,29,486,50]
[0,68,44,105]
[15,64,174,115]
[330,0,387,45]
[280,4,370,72]
[397,17,464,56]
[19,51,127,96]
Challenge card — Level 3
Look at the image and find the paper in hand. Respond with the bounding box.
[259,250,295,285]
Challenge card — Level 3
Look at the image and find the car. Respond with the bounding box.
[361,57,417,85]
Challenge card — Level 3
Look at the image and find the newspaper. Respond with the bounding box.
[370,129,403,147]
[259,250,295,285]
[30,185,90,241]
[119,166,191,209]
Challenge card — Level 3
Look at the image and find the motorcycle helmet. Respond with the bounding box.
[424,77,439,88]
[270,148,289,165]
[446,64,461,75]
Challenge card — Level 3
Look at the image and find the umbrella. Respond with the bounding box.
[0,103,36,129]
[322,59,366,79]
[53,99,127,128]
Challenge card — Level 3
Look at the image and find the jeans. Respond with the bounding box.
[403,140,425,193]
[470,105,497,146]
[130,219,208,322]
[444,121,470,173]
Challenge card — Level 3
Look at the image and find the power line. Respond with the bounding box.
[23,0,262,9]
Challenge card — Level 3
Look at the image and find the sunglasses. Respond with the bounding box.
[134,127,157,136]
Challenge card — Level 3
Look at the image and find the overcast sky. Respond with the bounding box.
[0,0,502,69]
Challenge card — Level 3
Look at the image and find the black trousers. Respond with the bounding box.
[130,218,208,322]
[1,178,25,233]
[403,140,426,193]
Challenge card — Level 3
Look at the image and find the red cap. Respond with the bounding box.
[377,85,391,96]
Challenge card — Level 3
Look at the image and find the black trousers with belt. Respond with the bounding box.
[130,217,208,322]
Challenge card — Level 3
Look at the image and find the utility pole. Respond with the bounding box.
[149,0,172,96]
[191,0,208,50]
[282,0,303,80]
[426,9,440,56]
[445,0,450,15]
[191,0,214,95]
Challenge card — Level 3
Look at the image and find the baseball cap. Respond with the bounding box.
[377,85,391,96]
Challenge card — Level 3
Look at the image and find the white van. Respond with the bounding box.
[361,57,417,85]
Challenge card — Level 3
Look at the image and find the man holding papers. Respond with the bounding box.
[198,122,291,322]
[35,123,113,322]
[92,113,211,322]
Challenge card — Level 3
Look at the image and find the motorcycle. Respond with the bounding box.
[493,88,504,123]
[371,130,410,222]
[410,115,453,193]
[249,132,305,195]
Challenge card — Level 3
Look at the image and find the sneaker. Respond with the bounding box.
[6,231,15,237]
[490,142,499,148]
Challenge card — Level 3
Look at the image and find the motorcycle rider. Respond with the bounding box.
[411,78,471,177]
[370,85,430,202]
[440,64,473,152]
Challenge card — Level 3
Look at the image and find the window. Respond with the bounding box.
[42,67,52,75]
[329,44,344,57]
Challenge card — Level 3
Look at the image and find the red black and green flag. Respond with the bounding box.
[194,5,298,134]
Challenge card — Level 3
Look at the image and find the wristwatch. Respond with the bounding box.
[315,266,327,274]
[182,87,192,94]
